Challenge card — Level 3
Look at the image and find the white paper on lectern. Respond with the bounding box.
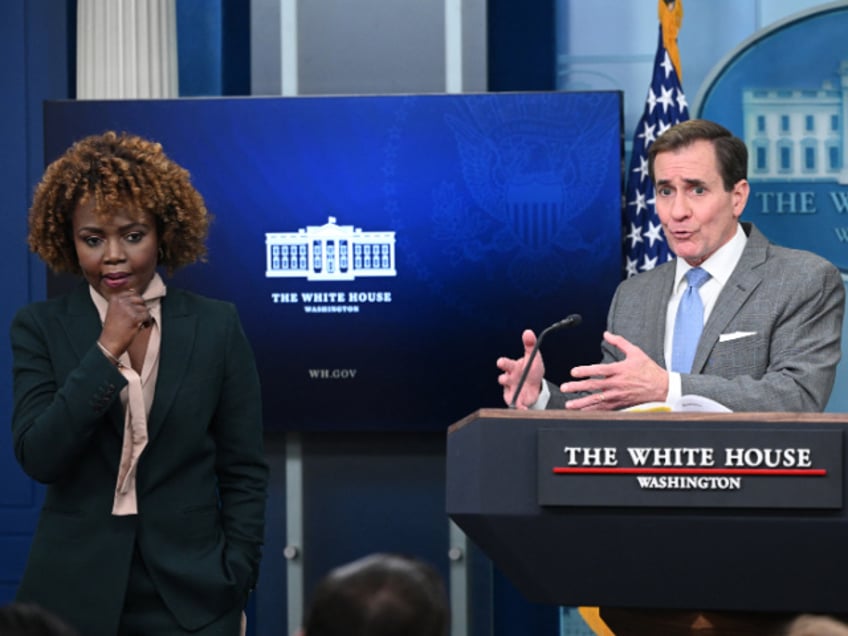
[622,395,732,413]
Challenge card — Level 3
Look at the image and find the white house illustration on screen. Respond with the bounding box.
[265,216,397,281]
[742,60,848,184]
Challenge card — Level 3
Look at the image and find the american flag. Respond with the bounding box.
[624,0,689,277]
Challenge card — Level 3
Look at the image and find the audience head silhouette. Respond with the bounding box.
[784,614,848,636]
[301,553,449,636]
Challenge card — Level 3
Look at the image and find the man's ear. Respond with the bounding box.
[732,179,750,219]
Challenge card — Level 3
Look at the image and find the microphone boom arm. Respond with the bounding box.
[508,314,582,409]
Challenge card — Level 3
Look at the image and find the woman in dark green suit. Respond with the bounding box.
[10,132,268,636]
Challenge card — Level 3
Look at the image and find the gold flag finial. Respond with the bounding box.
[659,0,684,83]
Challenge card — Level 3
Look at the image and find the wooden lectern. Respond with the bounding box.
[446,409,848,635]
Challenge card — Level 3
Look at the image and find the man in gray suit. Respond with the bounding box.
[498,118,845,413]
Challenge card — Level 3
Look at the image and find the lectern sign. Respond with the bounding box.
[537,427,843,508]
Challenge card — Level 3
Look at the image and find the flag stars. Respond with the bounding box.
[657,84,675,113]
[629,190,648,216]
[626,223,645,248]
[644,220,665,247]
[642,253,659,272]
[646,87,658,114]
[660,51,674,78]
[638,120,657,146]
[632,156,650,183]
[623,33,687,278]
[676,89,689,113]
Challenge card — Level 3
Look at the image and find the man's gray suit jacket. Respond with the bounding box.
[548,223,845,412]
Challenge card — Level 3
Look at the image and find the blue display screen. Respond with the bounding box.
[44,92,623,431]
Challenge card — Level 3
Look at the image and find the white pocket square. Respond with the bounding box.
[719,331,757,342]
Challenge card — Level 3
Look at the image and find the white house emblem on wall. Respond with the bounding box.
[743,60,848,184]
[266,216,397,281]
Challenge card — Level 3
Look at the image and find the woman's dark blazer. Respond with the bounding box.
[10,282,268,636]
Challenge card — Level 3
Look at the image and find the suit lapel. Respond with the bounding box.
[62,284,104,358]
[692,225,768,373]
[147,290,196,443]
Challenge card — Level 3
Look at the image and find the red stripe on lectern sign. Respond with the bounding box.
[552,466,828,476]
[537,427,843,508]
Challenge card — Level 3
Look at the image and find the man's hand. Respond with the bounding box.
[560,331,669,410]
[496,329,545,409]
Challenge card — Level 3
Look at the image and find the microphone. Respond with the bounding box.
[508,313,582,409]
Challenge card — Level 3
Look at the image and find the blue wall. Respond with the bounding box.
[0,0,71,605]
[488,0,556,91]
[177,0,250,96]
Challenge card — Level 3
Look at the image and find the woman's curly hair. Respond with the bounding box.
[28,131,211,275]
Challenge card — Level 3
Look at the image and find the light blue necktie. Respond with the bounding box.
[671,267,711,374]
